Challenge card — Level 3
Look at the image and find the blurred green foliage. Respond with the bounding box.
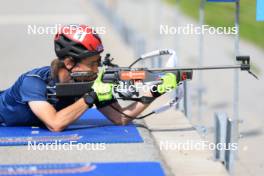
[165,0,264,50]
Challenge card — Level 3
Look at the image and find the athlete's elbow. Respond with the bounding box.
[48,127,64,132]
[112,117,130,126]
[113,120,127,126]
[46,122,65,132]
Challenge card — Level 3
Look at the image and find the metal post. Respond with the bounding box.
[214,112,236,173]
[214,112,228,162]
[225,118,235,174]
[155,0,163,68]
[174,0,184,112]
[233,0,240,159]
[184,81,191,119]
[198,0,206,121]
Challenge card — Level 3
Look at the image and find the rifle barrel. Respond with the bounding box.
[148,65,243,72]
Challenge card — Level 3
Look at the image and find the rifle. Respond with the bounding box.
[47,49,257,118]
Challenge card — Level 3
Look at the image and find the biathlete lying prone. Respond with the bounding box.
[0,24,177,132]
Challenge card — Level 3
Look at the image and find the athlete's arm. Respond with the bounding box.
[98,90,153,125]
[20,76,88,132]
[98,100,151,125]
[29,98,88,132]
[98,73,178,125]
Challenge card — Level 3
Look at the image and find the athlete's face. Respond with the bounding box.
[70,54,101,81]
[72,55,101,73]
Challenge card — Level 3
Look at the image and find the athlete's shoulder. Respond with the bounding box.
[24,66,51,81]
[26,66,50,75]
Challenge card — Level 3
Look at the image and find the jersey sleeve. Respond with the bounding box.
[20,76,47,102]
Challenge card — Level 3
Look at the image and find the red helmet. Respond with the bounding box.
[54,25,104,61]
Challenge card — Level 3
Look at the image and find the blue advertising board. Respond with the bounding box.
[257,0,264,21]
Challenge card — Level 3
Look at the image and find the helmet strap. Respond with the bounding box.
[64,56,78,74]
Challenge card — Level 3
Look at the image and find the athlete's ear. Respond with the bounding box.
[63,57,75,70]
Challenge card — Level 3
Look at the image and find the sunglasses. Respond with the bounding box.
[84,56,102,67]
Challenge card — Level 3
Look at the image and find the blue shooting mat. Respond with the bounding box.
[0,109,143,146]
[0,162,165,176]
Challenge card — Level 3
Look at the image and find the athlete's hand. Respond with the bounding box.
[92,68,113,102]
[157,73,177,94]
[150,73,177,97]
